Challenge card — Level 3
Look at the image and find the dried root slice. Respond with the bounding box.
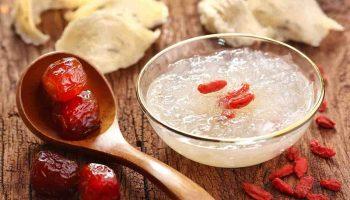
[13,0,91,45]
[198,0,343,47]
[31,0,92,24]
[13,0,49,45]
[56,12,160,74]
[198,0,271,46]
[247,0,344,46]
[65,0,168,29]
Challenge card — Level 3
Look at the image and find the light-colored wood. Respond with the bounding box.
[0,0,349,199]
[16,52,214,200]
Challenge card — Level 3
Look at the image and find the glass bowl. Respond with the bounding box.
[136,33,324,168]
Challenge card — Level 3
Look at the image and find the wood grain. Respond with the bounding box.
[16,51,213,200]
[0,0,349,199]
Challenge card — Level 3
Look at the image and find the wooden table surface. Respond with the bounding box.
[0,0,349,199]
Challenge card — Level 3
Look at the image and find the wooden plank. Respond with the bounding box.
[0,0,349,199]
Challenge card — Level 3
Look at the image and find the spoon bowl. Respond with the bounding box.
[17,51,213,200]
[17,52,116,143]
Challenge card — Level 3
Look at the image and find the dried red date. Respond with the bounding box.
[79,163,121,200]
[42,57,87,102]
[294,157,308,178]
[197,80,227,94]
[31,151,79,196]
[294,176,314,198]
[310,139,336,158]
[242,182,273,200]
[286,146,300,161]
[272,178,294,196]
[52,90,100,140]
[306,193,329,200]
[320,179,341,191]
[268,164,294,181]
[315,115,335,129]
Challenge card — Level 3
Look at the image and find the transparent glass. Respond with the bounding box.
[137,33,324,168]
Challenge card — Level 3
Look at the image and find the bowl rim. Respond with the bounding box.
[136,33,325,143]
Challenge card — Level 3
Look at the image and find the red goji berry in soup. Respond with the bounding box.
[227,92,255,109]
[219,83,250,104]
[219,83,252,109]
[197,80,227,94]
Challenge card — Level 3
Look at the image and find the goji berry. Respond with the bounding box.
[221,110,235,119]
[227,92,255,109]
[272,178,294,195]
[294,176,314,199]
[268,164,294,181]
[320,179,341,191]
[315,115,335,129]
[197,80,227,94]
[318,100,327,113]
[219,83,251,108]
[221,83,250,101]
[310,139,336,158]
[232,83,250,95]
[294,157,308,178]
[306,193,329,200]
[242,182,273,200]
[286,146,299,161]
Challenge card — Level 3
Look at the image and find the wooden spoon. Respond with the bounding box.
[16,52,214,200]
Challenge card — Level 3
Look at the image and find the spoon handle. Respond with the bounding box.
[105,143,214,200]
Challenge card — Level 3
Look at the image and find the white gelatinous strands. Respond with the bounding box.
[147,49,314,139]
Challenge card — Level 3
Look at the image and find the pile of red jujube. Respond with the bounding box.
[242,65,341,200]
[33,57,119,199]
[31,151,121,200]
[42,57,101,140]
